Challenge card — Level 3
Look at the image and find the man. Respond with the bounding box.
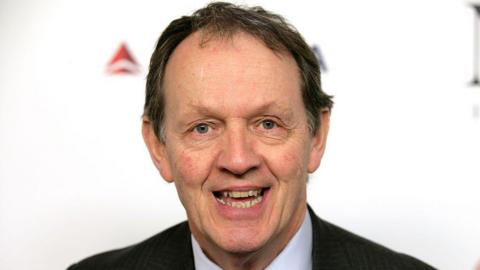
[69,2,435,270]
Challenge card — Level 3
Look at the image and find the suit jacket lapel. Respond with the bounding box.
[144,222,195,270]
[309,205,351,270]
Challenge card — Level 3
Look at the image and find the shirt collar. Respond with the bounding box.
[191,209,312,270]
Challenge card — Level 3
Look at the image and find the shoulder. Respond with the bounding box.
[309,207,436,270]
[67,221,194,270]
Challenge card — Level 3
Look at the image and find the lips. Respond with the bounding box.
[213,188,268,209]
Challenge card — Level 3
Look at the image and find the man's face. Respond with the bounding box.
[143,32,329,256]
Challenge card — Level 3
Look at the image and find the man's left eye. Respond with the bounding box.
[194,123,210,134]
[261,119,277,130]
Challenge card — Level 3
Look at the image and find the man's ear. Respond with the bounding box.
[141,117,174,183]
[307,109,330,173]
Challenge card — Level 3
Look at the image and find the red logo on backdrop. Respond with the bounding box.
[106,42,140,75]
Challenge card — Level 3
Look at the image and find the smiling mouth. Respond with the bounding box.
[213,188,268,209]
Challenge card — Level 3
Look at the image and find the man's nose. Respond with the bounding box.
[216,125,261,177]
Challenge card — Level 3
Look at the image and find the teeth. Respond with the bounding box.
[216,195,263,208]
[222,189,261,198]
[214,188,265,209]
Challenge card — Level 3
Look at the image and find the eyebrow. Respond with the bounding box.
[182,100,296,121]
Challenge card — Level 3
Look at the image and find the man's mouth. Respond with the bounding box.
[213,188,268,209]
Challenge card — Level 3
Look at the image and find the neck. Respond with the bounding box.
[192,204,307,270]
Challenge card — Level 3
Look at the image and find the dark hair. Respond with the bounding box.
[144,1,333,142]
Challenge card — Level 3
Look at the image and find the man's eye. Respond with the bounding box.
[194,123,210,134]
[261,120,277,130]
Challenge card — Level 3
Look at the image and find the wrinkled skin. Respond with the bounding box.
[143,31,329,270]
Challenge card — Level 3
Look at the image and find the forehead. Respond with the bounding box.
[162,31,302,115]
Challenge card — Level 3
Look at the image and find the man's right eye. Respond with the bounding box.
[194,123,210,134]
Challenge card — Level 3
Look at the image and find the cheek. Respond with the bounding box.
[172,152,207,210]
[177,154,196,178]
[267,143,308,182]
[281,150,297,163]
[281,153,303,178]
[174,158,198,192]
[170,148,214,188]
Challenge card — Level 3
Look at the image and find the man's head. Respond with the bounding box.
[142,2,332,268]
[144,2,332,143]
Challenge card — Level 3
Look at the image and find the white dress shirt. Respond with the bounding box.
[191,210,312,270]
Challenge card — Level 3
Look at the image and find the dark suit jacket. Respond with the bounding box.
[68,206,436,269]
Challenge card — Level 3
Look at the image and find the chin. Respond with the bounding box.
[213,226,271,254]
[219,238,265,254]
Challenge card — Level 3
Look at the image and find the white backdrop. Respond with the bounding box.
[1,0,479,269]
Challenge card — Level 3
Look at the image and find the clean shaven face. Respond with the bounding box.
[143,31,329,263]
